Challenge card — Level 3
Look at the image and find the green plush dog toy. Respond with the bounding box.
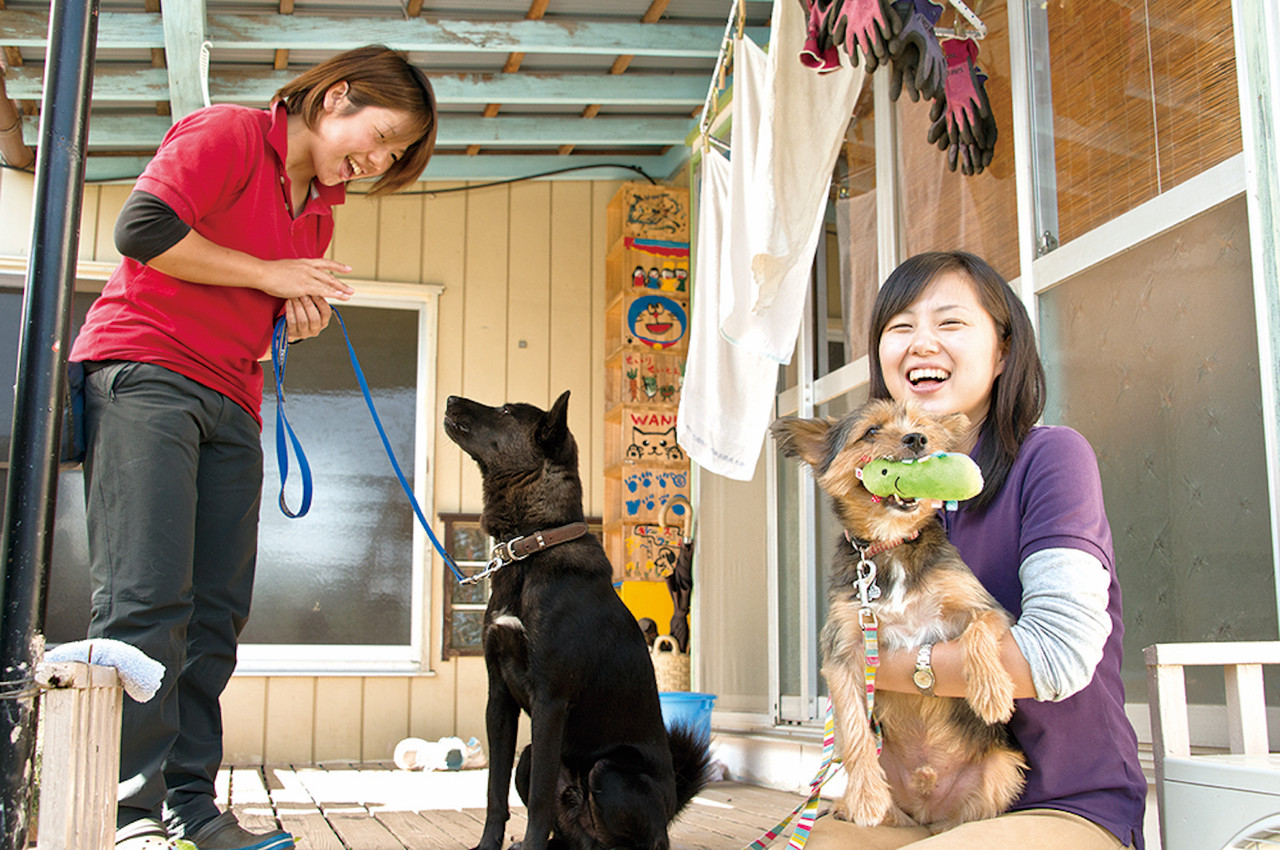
[857,452,984,503]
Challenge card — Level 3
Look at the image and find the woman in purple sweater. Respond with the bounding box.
[805,251,1147,849]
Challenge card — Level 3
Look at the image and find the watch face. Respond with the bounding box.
[913,669,934,689]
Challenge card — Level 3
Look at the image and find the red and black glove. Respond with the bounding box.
[829,0,901,73]
[800,0,843,73]
[926,39,997,175]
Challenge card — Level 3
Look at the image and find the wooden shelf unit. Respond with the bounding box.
[602,182,692,593]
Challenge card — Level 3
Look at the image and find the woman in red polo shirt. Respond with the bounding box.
[70,45,437,850]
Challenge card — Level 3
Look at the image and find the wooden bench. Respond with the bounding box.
[1145,641,1280,850]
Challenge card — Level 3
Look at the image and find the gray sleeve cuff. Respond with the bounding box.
[1010,547,1112,702]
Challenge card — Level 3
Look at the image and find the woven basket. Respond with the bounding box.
[651,634,690,692]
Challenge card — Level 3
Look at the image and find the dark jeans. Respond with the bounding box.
[82,361,263,832]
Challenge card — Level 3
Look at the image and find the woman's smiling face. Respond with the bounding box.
[877,270,1007,437]
[311,84,415,186]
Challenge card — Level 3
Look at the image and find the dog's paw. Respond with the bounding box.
[470,829,506,850]
[833,782,894,827]
[966,673,1016,724]
[879,803,921,829]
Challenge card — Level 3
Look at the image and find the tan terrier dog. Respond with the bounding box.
[772,399,1026,832]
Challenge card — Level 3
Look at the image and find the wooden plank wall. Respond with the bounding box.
[1,174,623,763]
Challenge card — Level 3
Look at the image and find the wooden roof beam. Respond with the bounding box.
[0,11,765,57]
[159,0,209,120]
[470,0,549,157]
[560,0,671,156]
[274,0,294,71]
[3,67,709,106]
[43,114,695,150]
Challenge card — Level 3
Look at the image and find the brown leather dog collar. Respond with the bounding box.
[460,521,591,586]
[494,522,590,562]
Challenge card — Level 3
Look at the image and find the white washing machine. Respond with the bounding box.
[1162,753,1280,849]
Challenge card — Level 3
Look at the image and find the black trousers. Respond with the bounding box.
[82,361,263,831]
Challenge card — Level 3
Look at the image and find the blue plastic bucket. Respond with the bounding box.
[658,691,716,741]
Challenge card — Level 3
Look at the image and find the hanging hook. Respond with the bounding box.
[936,0,987,41]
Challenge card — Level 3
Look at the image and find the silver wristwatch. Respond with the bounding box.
[912,643,936,697]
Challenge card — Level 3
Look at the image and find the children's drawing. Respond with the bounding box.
[621,353,684,407]
[623,523,684,581]
[627,295,687,350]
[625,195,688,237]
[622,469,691,519]
[624,425,684,462]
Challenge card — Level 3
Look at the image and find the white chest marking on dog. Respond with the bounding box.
[491,613,525,632]
[875,559,909,616]
[874,557,945,649]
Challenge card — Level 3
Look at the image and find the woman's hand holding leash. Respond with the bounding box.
[284,295,333,342]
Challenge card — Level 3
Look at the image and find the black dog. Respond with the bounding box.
[444,390,711,850]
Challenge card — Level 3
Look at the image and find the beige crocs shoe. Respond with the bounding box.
[181,812,294,850]
[116,818,174,850]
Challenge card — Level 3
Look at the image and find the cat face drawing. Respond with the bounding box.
[625,425,686,461]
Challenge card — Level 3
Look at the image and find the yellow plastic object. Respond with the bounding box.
[618,579,675,628]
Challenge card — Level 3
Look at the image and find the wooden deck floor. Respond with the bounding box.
[220,764,808,850]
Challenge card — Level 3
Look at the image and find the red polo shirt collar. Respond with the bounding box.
[265,100,347,212]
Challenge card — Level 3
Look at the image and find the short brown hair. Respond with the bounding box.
[274,45,437,195]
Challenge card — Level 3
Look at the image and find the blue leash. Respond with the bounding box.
[271,308,472,584]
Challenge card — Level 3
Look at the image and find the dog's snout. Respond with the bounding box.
[902,432,928,452]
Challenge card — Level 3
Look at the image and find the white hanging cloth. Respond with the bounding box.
[719,0,865,364]
[679,148,779,480]
[678,0,864,479]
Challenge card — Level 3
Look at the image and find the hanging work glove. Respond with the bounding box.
[965,66,997,172]
[829,0,900,73]
[926,39,997,175]
[886,0,946,102]
[800,0,843,73]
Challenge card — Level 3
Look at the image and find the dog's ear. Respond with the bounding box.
[770,417,832,469]
[538,390,572,451]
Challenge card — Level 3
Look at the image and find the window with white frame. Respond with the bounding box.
[26,281,442,674]
[241,293,438,672]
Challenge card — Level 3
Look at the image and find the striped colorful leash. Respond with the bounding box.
[743,534,903,850]
[860,606,883,754]
[843,531,909,753]
[853,546,884,754]
[741,698,840,850]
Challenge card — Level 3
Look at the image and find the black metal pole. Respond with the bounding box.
[0,0,98,844]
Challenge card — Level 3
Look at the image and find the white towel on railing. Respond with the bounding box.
[46,638,165,702]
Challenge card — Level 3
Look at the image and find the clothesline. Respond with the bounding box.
[696,0,987,155]
[696,0,745,146]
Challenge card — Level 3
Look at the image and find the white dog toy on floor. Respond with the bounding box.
[394,735,486,771]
